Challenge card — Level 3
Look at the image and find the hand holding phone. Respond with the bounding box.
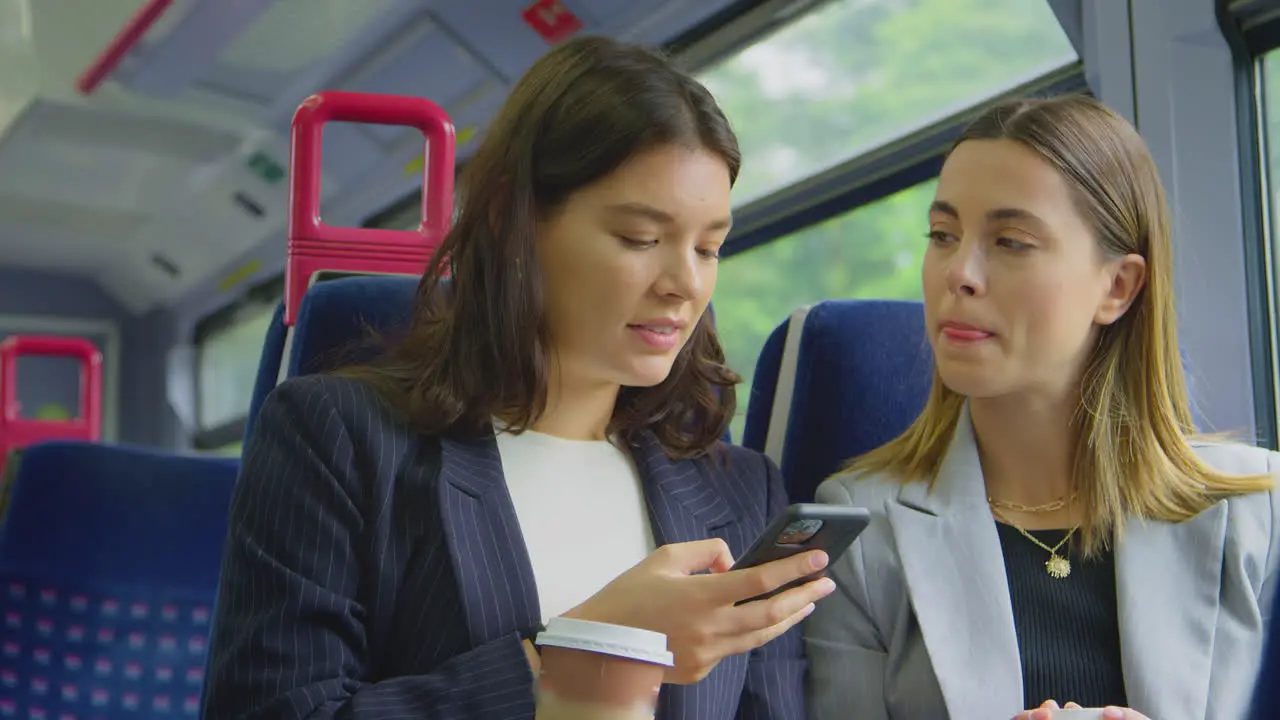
[560,537,835,684]
[730,503,870,604]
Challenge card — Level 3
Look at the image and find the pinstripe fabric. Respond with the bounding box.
[202,374,806,720]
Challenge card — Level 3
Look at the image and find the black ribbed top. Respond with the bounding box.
[995,522,1128,709]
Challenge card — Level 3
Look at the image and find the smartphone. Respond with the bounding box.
[730,503,871,604]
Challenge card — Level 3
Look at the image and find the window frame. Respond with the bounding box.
[1223,0,1280,56]
[1218,0,1280,448]
[190,273,284,451]
[367,1,1088,262]
[716,63,1087,260]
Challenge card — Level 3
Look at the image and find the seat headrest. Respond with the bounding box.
[746,299,1210,503]
[744,300,933,502]
[741,321,790,453]
[245,277,423,441]
[286,276,422,378]
[0,448,22,527]
[244,301,288,444]
[0,442,238,590]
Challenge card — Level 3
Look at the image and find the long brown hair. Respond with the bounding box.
[337,36,742,458]
[846,94,1272,554]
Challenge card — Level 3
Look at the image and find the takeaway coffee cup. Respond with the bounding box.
[535,617,674,720]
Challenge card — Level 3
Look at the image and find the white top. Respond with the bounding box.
[494,427,656,621]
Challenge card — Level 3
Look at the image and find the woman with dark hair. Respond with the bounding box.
[201,36,833,720]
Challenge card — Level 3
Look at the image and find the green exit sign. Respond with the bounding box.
[247,151,285,185]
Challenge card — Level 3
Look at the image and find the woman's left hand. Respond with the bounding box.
[1012,700,1152,720]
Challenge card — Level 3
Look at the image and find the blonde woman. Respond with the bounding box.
[805,95,1279,720]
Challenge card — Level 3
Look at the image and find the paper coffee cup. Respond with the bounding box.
[535,618,673,720]
[536,618,675,666]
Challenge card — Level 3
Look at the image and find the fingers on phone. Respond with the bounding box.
[729,576,834,633]
[729,550,829,600]
[659,538,734,575]
[732,602,817,655]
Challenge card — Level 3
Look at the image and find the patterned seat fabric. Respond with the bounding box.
[0,442,237,719]
[1,580,211,718]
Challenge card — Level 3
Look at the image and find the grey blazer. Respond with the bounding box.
[805,408,1280,720]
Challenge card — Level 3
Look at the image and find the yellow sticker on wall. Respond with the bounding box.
[218,259,263,293]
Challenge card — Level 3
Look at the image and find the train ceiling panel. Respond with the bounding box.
[21,102,240,166]
[0,134,194,217]
[0,0,38,137]
[0,195,148,260]
[219,0,399,74]
[190,0,412,114]
[337,20,493,146]
[438,4,552,81]
[124,0,276,98]
[1,100,238,215]
[0,0,748,314]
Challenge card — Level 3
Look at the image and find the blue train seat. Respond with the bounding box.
[244,277,420,447]
[743,299,1211,504]
[0,449,20,530]
[286,276,420,378]
[242,302,288,445]
[0,442,237,718]
[741,320,790,455]
[742,300,934,503]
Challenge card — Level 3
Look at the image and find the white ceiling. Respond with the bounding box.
[0,0,741,315]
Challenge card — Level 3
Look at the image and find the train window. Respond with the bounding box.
[696,0,1079,206]
[211,441,243,458]
[715,179,934,438]
[194,302,275,438]
[1258,48,1280,432]
[192,273,284,449]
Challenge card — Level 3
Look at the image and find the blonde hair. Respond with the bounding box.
[846,94,1272,556]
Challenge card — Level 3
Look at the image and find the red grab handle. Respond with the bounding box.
[288,90,456,249]
[0,335,103,434]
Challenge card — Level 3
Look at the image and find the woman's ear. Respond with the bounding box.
[1094,253,1146,326]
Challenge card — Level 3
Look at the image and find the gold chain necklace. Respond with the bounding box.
[987,493,1076,514]
[990,506,1078,579]
[1010,523,1078,579]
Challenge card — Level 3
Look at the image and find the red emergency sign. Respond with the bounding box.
[521,0,583,45]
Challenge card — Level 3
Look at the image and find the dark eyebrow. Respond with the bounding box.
[930,200,1045,226]
[607,202,733,232]
[930,200,959,218]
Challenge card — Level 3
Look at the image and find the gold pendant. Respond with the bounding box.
[1045,554,1071,579]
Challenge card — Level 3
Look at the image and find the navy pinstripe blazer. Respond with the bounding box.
[201,374,807,719]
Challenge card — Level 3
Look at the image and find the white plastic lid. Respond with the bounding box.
[535,617,674,667]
